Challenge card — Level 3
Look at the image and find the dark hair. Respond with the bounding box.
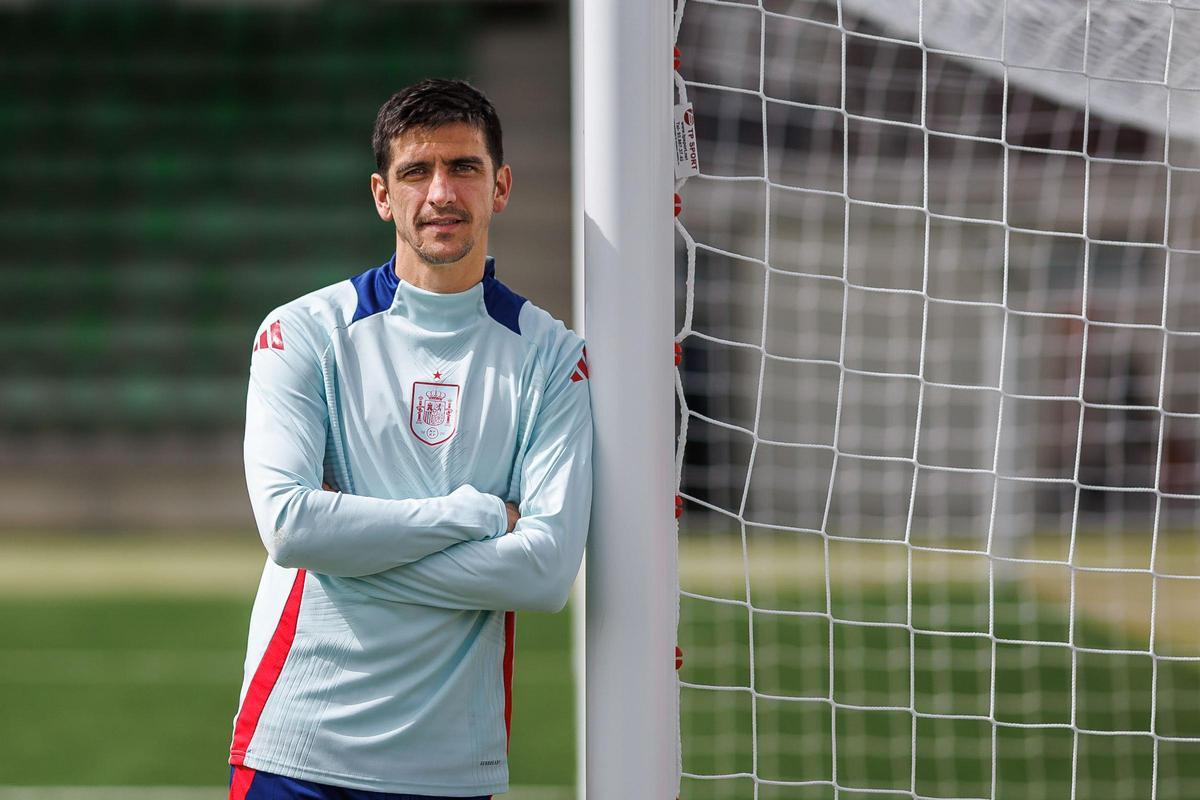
[372,79,504,176]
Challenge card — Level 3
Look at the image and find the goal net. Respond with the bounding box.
[671,1,1200,798]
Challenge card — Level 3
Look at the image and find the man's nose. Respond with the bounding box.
[427,167,457,206]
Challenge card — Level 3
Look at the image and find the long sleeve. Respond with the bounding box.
[243,311,509,577]
[339,335,593,613]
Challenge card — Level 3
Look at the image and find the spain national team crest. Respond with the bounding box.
[410,381,460,446]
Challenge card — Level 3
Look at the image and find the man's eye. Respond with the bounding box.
[454,164,477,173]
[402,168,426,179]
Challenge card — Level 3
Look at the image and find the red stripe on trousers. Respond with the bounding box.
[228,765,256,800]
[229,569,307,764]
[503,610,516,750]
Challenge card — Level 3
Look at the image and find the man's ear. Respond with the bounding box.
[492,164,513,214]
[371,173,393,221]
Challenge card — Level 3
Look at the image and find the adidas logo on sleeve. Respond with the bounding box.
[252,320,286,353]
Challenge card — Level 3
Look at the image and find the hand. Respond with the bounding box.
[505,501,520,533]
[322,482,338,492]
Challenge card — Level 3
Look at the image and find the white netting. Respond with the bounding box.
[672,1,1200,798]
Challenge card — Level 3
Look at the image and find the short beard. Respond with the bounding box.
[414,237,475,266]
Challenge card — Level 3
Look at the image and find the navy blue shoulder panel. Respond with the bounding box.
[349,254,400,323]
[482,256,528,336]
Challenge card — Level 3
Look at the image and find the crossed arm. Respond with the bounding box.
[244,315,592,613]
[320,481,519,533]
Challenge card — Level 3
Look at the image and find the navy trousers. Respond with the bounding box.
[229,765,491,800]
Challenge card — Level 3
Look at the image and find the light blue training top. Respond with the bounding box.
[230,254,593,796]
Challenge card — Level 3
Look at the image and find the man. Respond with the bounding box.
[229,79,592,799]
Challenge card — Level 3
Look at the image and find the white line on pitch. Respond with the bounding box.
[0,787,573,800]
[0,790,221,800]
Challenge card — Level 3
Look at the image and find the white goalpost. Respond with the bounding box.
[580,0,679,798]
[583,0,1200,798]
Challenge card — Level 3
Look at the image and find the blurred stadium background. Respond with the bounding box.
[0,1,572,796]
[6,0,1200,798]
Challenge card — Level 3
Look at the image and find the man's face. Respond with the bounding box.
[372,122,511,268]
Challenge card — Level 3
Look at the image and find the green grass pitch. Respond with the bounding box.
[678,582,1200,800]
[3,534,1197,799]
[0,536,573,791]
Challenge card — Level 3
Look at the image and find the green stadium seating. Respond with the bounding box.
[0,1,474,433]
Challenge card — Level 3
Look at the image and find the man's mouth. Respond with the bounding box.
[419,216,468,231]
